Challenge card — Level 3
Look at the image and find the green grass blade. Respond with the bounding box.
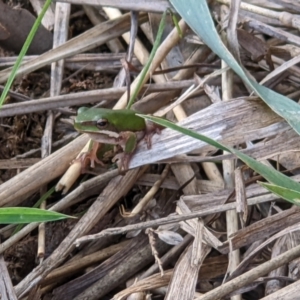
[13,186,56,234]
[126,10,167,109]
[258,182,300,205]
[170,0,300,135]
[137,114,300,195]
[0,207,73,224]
[0,0,52,107]
[34,185,56,208]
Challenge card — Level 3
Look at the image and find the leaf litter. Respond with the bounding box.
[1,0,300,299]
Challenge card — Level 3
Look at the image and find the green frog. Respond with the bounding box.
[74,107,161,171]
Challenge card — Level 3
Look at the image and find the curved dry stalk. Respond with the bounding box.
[124,164,170,217]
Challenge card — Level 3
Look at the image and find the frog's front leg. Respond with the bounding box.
[113,131,143,171]
[144,120,163,149]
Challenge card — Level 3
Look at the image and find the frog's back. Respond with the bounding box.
[107,109,146,132]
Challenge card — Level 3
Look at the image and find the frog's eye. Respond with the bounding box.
[97,118,108,128]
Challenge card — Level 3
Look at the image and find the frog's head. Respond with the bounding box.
[74,107,118,135]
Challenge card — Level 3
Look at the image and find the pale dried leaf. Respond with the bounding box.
[156,230,184,246]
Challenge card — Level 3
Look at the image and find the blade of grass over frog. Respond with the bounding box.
[258,182,300,205]
[0,207,73,224]
[0,0,52,107]
[137,114,300,194]
[170,0,300,135]
[126,10,167,109]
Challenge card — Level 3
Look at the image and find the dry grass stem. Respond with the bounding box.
[0,254,17,300]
